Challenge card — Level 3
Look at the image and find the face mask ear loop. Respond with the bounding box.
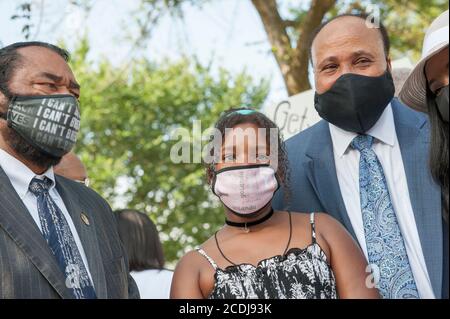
[210,161,219,196]
[273,171,281,193]
[425,71,436,104]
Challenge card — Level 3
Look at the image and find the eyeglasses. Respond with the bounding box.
[75,178,90,187]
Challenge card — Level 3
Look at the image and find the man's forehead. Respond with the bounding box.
[13,46,78,83]
[313,16,384,55]
[17,45,66,62]
[318,16,376,36]
[16,46,72,71]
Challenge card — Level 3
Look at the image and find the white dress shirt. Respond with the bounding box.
[131,269,173,299]
[0,148,93,285]
[329,104,435,299]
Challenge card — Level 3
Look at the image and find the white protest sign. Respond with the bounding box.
[263,89,319,141]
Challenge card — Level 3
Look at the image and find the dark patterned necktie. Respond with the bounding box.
[29,177,97,299]
[351,135,419,299]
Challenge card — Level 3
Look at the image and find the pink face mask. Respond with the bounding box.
[212,164,279,217]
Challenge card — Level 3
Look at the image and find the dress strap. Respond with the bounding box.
[196,248,218,270]
[214,231,237,266]
[310,212,317,244]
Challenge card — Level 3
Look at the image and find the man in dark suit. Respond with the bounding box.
[273,14,444,298]
[0,42,139,299]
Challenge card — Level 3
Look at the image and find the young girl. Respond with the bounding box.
[171,108,379,299]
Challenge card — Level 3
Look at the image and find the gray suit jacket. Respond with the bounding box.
[0,167,140,299]
[273,98,445,298]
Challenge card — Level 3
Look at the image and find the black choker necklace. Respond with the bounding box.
[225,208,274,233]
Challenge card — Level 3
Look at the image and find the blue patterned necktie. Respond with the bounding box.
[29,177,97,299]
[351,135,419,299]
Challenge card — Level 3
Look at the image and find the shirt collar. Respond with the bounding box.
[0,148,56,199]
[329,103,396,158]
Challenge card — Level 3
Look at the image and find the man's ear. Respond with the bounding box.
[0,90,8,120]
[387,57,393,73]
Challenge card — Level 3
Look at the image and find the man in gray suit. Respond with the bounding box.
[273,14,444,298]
[0,42,139,299]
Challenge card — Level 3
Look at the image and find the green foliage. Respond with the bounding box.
[375,0,449,60]
[330,0,449,60]
[69,38,269,264]
[140,0,448,61]
[285,0,449,61]
[133,0,449,94]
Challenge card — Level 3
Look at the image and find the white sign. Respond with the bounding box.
[264,89,319,141]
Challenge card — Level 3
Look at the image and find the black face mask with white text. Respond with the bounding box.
[314,71,395,133]
[1,94,80,157]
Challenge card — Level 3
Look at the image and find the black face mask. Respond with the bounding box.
[435,85,449,122]
[314,71,395,133]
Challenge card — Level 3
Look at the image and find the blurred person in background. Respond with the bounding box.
[116,209,173,299]
[54,151,89,186]
[392,68,413,97]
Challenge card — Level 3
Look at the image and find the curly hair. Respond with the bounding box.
[206,107,291,202]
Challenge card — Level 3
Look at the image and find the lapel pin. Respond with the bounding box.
[81,212,90,226]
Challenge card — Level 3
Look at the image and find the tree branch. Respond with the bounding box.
[292,0,336,92]
[252,0,336,95]
[251,0,298,95]
[283,19,301,29]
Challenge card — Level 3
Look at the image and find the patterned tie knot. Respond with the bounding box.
[29,177,52,196]
[351,135,374,152]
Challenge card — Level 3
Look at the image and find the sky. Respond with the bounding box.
[0,0,298,106]
[0,0,418,124]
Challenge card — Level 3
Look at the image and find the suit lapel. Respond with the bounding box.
[55,177,108,299]
[392,99,443,298]
[304,121,358,240]
[0,167,74,299]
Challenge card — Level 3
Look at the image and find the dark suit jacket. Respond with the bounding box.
[0,167,140,299]
[273,98,446,298]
